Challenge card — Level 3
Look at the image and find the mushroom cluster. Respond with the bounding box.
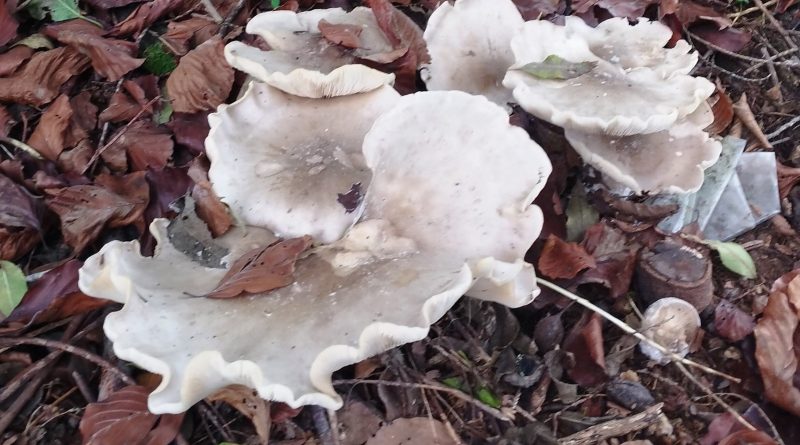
[423,0,721,194]
[78,21,552,411]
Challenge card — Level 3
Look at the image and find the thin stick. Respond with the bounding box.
[674,362,756,432]
[0,136,43,159]
[686,31,799,67]
[200,0,224,23]
[333,379,512,422]
[766,115,800,141]
[535,278,741,383]
[0,337,134,385]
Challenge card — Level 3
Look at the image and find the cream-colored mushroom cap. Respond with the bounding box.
[224,8,396,98]
[503,17,714,136]
[565,102,722,194]
[639,297,701,363]
[206,82,400,243]
[422,0,523,107]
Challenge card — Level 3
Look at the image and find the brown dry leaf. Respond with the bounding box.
[188,155,232,236]
[338,400,383,445]
[538,234,596,279]
[563,311,607,386]
[168,112,210,154]
[366,417,457,445]
[99,77,157,123]
[707,89,734,136]
[0,45,33,77]
[0,226,39,261]
[777,0,797,13]
[203,236,312,299]
[27,95,73,161]
[673,1,731,28]
[45,172,149,253]
[319,19,363,48]
[108,0,182,37]
[718,430,778,445]
[0,0,17,47]
[79,385,184,445]
[67,91,98,145]
[777,162,800,199]
[51,30,144,81]
[597,0,658,19]
[733,93,772,149]
[167,36,234,113]
[0,47,89,106]
[0,173,40,230]
[106,120,173,171]
[208,385,271,445]
[0,105,11,137]
[511,0,563,20]
[692,22,751,53]
[753,270,800,417]
[714,300,755,342]
[84,0,142,10]
[58,139,94,176]
[162,16,219,55]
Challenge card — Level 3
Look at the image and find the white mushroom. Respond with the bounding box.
[224,8,397,98]
[206,82,400,243]
[79,90,552,413]
[564,102,722,194]
[422,0,523,107]
[503,17,714,136]
[638,297,701,363]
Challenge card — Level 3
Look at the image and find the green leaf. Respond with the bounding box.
[143,41,177,76]
[475,386,501,409]
[156,100,173,125]
[14,34,54,50]
[441,377,463,390]
[270,0,280,8]
[516,55,597,80]
[49,0,82,21]
[0,261,27,317]
[706,240,757,279]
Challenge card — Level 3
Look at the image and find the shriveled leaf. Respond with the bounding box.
[167,36,233,113]
[338,400,383,445]
[142,40,177,76]
[202,236,312,299]
[512,0,563,19]
[5,260,108,326]
[366,418,457,445]
[538,234,596,280]
[188,155,232,236]
[208,385,270,445]
[563,312,606,386]
[0,260,26,316]
[0,47,89,106]
[162,17,219,56]
[49,30,143,80]
[714,300,755,342]
[597,0,657,18]
[706,240,756,279]
[777,162,800,200]
[79,385,184,445]
[517,55,596,80]
[106,120,173,171]
[319,19,362,48]
[100,77,157,123]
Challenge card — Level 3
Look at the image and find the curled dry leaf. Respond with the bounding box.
[45,172,149,253]
[707,89,734,136]
[106,120,174,171]
[202,236,313,299]
[538,234,596,279]
[0,47,89,106]
[166,36,234,113]
[51,30,144,81]
[208,385,271,445]
[187,156,231,236]
[714,300,755,342]
[563,312,606,386]
[754,270,800,417]
[733,93,772,149]
[366,417,457,445]
[79,385,184,445]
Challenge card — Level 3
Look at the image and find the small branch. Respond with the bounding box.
[200,0,224,23]
[0,136,43,159]
[535,278,741,383]
[766,115,800,141]
[558,403,663,445]
[674,362,757,432]
[219,0,246,36]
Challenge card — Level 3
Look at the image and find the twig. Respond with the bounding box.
[333,379,513,422]
[219,0,246,36]
[753,0,800,53]
[200,0,224,23]
[558,403,663,445]
[673,362,757,432]
[0,337,135,385]
[198,402,235,443]
[535,278,741,383]
[766,115,800,141]
[743,48,800,74]
[760,47,783,95]
[686,31,799,67]
[0,136,43,159]
[72,370,97,403]
[728,0,777,21]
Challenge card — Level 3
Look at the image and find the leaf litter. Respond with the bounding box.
[0,0,798,443]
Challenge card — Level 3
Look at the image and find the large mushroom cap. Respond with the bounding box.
[422,0,523,107]
[206,82,400,243]
[565,102,722,194]
[503,17,714,136]
[224,8,397,98]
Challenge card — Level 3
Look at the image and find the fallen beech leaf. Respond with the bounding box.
[754,270,800,417]
[512,0,563,20]
[168,112,210,154]
[106,120,173,171]
[202,236,312,299]
[100,80,153,123]
[538,234,596,279]
[0,45,33,77]
[42,18,104,37]
[162,16,219,55]
[0,105,11,137]
[0,260,27,316]
[0,0,18,47]
[45,172,149,253]
[79,385,184,445]
[718,430,778,445]
[707,89,734,136]
[5,260,107,326]
[692,22,751,54]
[0,47,89,106]
[563,311,606,386]
[0,174,40,230]
[167,36,234,113]
[733,93,771,149]
[108,0,180,37]
[674,1,730,28]
[714,300,755,342]
[50,30,144,80]
[27,94,73,160]
[0,227,39,261]
[208,385,271,445]
[319,19,363,48]
[188,156,231,236]
[777,162,800,199]
[366,417,457,445]
[58,139,93,175]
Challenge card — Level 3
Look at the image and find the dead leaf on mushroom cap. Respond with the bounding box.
[0,47,89,106]
[202,236,313,299]
[79,385,184,445]
[167,36,234,113]
[754,269,800,417]
[319,19,363,48]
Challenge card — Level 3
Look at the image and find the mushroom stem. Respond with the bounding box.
[535,277,740,383]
